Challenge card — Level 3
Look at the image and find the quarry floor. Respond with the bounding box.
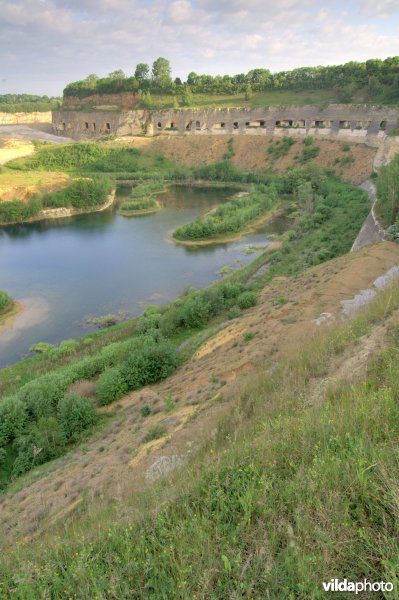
[1,241,399,549]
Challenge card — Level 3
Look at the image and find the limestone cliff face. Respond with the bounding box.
[63,92,139,110]
[0,112,52,125]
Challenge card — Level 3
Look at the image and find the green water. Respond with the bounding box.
[0,185,269,366]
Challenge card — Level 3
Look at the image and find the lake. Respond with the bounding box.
[0,185,270,366]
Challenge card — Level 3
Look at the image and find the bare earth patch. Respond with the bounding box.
[0,171,71,202]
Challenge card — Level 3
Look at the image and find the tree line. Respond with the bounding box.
[63,56,399,103]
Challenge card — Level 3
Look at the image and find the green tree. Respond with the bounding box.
[108,69,126,79]
[182,85,194,107]
[134,63,150,82]
[84,74,98,85]
[245,83,253,101]
[152,57,172,87]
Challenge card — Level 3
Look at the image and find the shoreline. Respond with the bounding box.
[0,300,24,334]
[172,203,281,247]
[120,200,161,217]
[0,189,116,227]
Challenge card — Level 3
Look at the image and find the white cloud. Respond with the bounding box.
[0,0,398,94]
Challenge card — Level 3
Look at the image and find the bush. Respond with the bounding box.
[18,374,70,420]
[0,397,27,447]
[96,367,128,406]
[237,291,257,309]
[42,177,113,210]
[0,290,12,312]
[142,424,167,443]
[228,306,241,319]
[120,198,157,212]
[57,393,97,441]
[173,185,277,241]
[179,295,210,328]
[121,338,179,391]
[140,405,151,417]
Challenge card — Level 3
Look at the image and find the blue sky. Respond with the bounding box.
[1,0,398,95]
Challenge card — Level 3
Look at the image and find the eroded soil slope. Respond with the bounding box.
[127,135,377,184]
[1,241,399,548]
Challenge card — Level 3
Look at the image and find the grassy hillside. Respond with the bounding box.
[1,279,399,597]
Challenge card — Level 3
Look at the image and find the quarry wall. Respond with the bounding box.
[0,111,52,125]
[52,104,399,141]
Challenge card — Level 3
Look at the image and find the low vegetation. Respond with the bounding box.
[2,281,399,596]
[0,278,256,490]
[0,93,61,113]
[173,185,278,241]
[376,153,399,231]
[0,290,12,315]
[120,198,159,214]
[0,177,113,224]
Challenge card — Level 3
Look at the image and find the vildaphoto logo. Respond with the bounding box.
[322,579,394,594]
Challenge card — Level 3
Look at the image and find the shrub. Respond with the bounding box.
[142,424,167,443]
[140,405,151,417]
[237,291,257,309]
[18,374,70,420]
[0,396,27,447]
[0,290,12,312]
[121,339,179,391]
[96,367,128,406]
[228,306,241,319]
[57,393,96,441]
[179,295,210,328]
[29,342,54,354]
[243,331,254,342]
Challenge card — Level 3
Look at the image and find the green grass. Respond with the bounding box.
[2,282,399,597]
[0,290,12,315]
[173,184,278,241]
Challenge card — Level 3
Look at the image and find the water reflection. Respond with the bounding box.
[0,185,268,365]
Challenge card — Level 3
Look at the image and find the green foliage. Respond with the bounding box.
[267,136,295,159]
[29,342,54,354]
[0,94,61,112]
[243,331,253,342]
[120,198,157,212]
[0,196,43,224]
[228,305,241,319]
[173,185,277,241]
[121,338,180,391]
[376,154,399,227]
[268,167,370,275]
[237,291,257,309]
[0,397,27,447]
[140,405,151,417]
[42,177,113,209]
[142,423,167,443]
[61,55,399,104]
[0,290,12,313]
[96,367,128,406]
[297,143,320,163]
[386,223,399,243]
[0,177,112,224]
[57,393,97,441]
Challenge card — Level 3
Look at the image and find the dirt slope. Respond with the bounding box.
[125,135,377,184]
[1,241,399,548]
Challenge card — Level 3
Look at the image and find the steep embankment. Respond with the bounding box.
[120,135,377,184]
[0,111,52,125]
[1,241,398,549]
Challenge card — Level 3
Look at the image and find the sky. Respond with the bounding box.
[1,0,399,96]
